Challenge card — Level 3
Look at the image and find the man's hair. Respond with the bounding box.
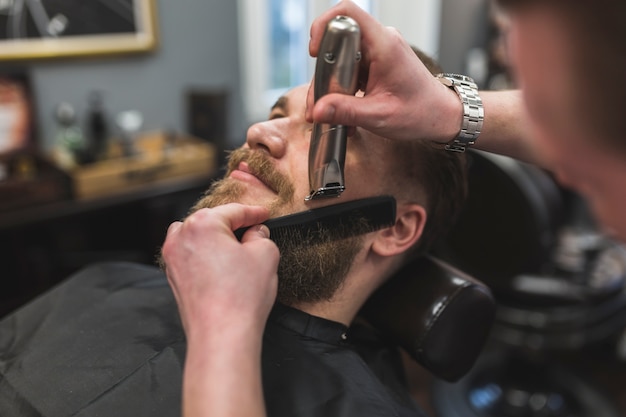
[410,46,442,75]
[388,46,468,258]
[495,0,626,155]
[389,140,467,258]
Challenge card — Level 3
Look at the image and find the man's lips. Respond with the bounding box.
[229,162,277,193]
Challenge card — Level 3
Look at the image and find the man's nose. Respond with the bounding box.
[245,121,287,159]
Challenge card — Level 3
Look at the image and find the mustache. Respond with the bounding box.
[226,148,295,200]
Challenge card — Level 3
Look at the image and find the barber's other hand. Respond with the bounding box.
[306,0,462,143]
[162,204,279,341]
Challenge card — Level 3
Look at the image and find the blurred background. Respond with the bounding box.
[0,0,464,315]
[1,1,625,416]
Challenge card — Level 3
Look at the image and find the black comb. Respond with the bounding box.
[234,195,396,243]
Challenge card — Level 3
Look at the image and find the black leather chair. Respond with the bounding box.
[429,149,626,417]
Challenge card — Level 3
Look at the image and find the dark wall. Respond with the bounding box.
[1,0,248,152]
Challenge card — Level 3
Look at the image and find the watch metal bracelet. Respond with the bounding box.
[437,73,484,153]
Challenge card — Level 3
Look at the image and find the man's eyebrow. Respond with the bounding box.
[271,96,289,113]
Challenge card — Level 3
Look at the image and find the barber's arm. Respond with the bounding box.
[307,0,538,164]
[162,204,278,417]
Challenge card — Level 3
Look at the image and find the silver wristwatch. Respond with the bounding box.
[436,73,484,153]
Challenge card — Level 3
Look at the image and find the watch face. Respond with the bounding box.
[0,0,137,40]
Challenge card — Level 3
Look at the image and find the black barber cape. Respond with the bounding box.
[0,262,426,417]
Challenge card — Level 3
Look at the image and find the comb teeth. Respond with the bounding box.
[234,196,396,244]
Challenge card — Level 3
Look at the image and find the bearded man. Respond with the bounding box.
[0,51,466,416]
[162,68,467,417]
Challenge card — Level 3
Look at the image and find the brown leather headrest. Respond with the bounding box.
[359,255,496,382]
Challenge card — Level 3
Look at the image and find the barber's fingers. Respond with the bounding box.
[162,204,271,263]
[240,224,271,242]
[172,204,269,238]
[167,221,183,236]
[206,203,271,233]
[305,81,315,123]
[308,1,384,114]
[310,92,390,129]
[240,224,279,266]
[240,224,280,274]
[309,0,382,57]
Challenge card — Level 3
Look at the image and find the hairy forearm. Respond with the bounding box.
[182,325,267,417]
[475,90,539,164]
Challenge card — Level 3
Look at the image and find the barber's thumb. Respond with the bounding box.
[241,224,271,242]
[313,94,359,126]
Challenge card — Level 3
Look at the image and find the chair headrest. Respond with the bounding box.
[359,255,496,382]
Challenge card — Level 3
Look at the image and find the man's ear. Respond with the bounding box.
[372,203,426,257]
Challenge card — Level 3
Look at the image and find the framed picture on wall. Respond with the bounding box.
[0,0,158,61]
[0,70,72,210]
[0,71,35,155]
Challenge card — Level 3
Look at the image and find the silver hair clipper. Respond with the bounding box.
[305,15,361,201]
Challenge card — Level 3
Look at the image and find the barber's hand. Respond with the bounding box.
[306,0,461,143]
[162,204,279,341]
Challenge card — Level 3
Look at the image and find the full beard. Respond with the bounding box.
[184,148,364,305]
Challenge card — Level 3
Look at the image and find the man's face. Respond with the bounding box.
[191,85,391,304]
[196,85,389,214]
[508,7,626,240]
